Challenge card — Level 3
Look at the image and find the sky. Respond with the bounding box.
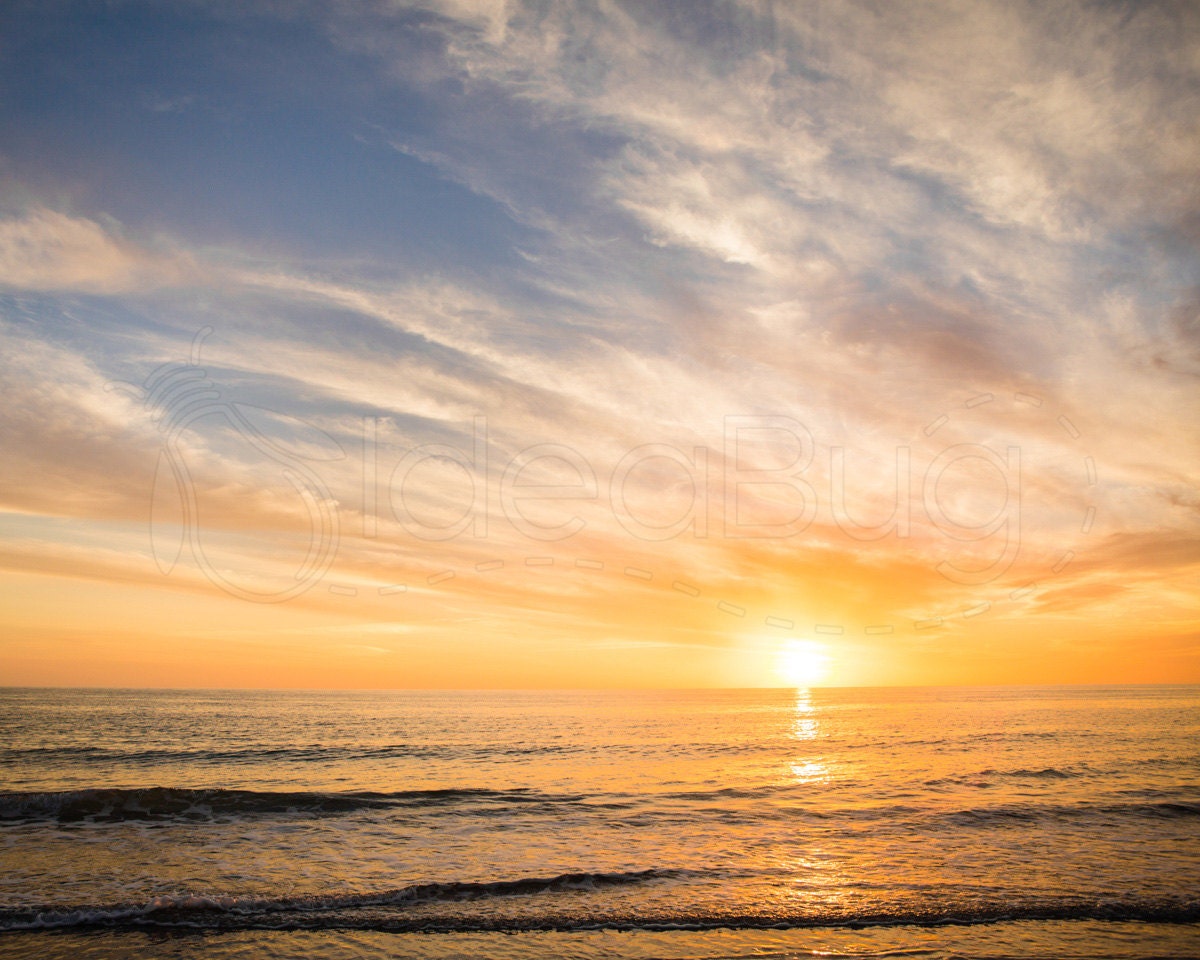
[0,0,1197,689]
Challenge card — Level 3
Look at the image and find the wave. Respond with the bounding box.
[844,730,1077,750]
[2,883,1196,933]
[0,869,675,931]
[0,743,583,766]
[923,766,1079,787]
[0,786,589,823]
[653,790,1200,825]
[938,799,1200,825]
[4,786,1198,826]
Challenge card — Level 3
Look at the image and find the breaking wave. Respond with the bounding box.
[0,786,586,823]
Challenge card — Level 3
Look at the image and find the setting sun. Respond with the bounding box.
[776,639,831,688]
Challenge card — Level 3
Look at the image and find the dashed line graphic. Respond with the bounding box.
[923,415,949,436]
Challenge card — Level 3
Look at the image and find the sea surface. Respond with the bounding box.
[0,685,1197,959]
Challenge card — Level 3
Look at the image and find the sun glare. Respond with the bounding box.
[776,639,831,688]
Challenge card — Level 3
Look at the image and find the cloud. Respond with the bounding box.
[0,327,159,518]
[0,207,197,294]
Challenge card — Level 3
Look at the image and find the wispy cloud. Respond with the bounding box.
[0,207,197,294]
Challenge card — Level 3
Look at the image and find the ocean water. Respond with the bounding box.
[0,685,1197,959]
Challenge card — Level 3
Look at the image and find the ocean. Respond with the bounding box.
[0,685,1197,959]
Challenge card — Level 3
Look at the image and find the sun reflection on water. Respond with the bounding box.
[789,690,831,784]
[792,689,819,740]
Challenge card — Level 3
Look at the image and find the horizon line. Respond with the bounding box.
[3,681,1197,693]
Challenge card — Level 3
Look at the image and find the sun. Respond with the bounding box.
[775,639,831,688]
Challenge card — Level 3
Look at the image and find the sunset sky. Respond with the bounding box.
[1,0,1197,688]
